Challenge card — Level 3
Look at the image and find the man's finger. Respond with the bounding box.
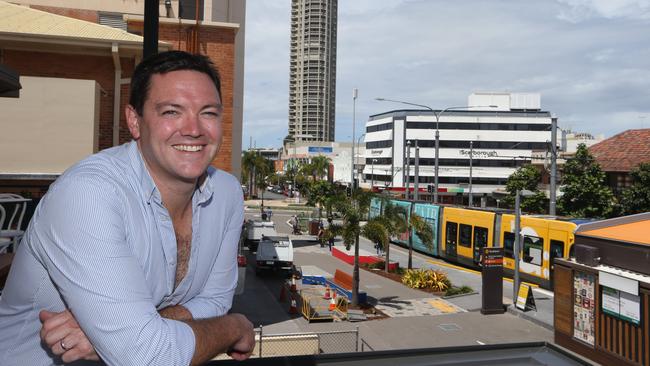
[40,310,74,332]
[38,310,57,323]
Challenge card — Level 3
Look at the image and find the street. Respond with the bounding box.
[230,203,555,352]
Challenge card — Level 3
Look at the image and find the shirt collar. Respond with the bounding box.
[126,140,214,205]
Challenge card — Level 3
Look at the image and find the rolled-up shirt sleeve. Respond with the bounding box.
[184,180,244,319]
[32,176,195,366]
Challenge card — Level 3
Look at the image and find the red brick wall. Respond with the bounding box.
[129,21,237,172]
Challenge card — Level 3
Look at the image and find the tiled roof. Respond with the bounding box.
[588,129,650,172]
[0,0,142,43]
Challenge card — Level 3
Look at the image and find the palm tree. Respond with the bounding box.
[241,150,258,198]
[310,155,331,181]
[370,201,407,272]
[242,150,271,202]
[330,188,376,306]
[376,199,433,270]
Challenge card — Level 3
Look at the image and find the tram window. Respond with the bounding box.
[474,227,488,248]
[459,224,472,248]
[446,222,458,246]
[550,240,565,263]
[503,232,515,258]
[523,235,543,266]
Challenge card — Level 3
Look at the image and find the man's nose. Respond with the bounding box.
[180,114,201,136]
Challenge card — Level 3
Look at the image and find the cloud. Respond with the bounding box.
[556,0,650,22]
[243,0,650,147]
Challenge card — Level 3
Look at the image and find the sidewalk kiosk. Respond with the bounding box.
[553,213,650,366]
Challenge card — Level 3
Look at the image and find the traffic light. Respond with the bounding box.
[427,184,433,193]
[346,186,352,197]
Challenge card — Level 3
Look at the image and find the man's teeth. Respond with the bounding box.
[173,145,203,152]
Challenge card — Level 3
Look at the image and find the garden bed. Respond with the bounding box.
[360,262,473,297]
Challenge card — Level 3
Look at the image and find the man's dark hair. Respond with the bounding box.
[129,50,222,116]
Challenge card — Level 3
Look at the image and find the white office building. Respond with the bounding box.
[363,92,559,204]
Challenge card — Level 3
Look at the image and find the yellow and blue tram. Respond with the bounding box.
[369,197,578,289]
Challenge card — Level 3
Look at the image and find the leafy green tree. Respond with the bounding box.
[306,180,343,219]
[619,162,650,215]
[558,144,614,218]
[504,165,547,213]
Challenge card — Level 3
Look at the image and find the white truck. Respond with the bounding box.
[244,220,277,252]
[255,235,294,275]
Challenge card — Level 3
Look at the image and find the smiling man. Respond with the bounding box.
[0,51,255,365]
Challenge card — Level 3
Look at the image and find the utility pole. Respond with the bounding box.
[513,189,522,304]
[550,117,558,216]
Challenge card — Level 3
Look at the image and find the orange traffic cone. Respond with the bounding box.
[289,297,298,314]
[290,277,297,292]
[328,294,336,311]
[323,285,331,300]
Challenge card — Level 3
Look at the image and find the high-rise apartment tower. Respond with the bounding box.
[288,0,338,142]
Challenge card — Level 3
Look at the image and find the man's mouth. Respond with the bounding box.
[173,144,204,152]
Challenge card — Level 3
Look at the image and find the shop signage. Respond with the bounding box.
[573,271,595,346]
[308,146,333,153]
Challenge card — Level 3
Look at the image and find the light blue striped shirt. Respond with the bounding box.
[0,141,244,366]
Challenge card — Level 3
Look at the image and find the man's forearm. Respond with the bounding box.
[185,313,255,365]
[159,305,193,321]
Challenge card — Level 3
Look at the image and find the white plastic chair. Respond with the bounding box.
[0,194,30,253]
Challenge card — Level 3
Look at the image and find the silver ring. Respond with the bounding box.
[60,340,69,351]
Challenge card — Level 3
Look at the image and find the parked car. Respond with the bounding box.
[244,219,277,252]
[235,237,247,296]
[255,235,293,275]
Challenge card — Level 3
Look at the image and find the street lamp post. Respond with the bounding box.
[549,117,558,216]
[414,141,420,201]
[405,140,411,200]
[371,158,377,191]
[513,189,534,305]
[375,98,497,204]
[356,133,366,188]
[351,88,358,193]
[469,141,474,207]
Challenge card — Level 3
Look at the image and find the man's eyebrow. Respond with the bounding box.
[207,103,223,110]
[154,102,183,110]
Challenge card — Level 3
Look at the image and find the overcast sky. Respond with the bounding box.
[242,0,650,148]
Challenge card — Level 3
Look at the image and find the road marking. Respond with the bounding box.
[476,340,485,345]
[428,299,458,313]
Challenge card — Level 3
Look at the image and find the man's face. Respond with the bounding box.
[126,70,223,186]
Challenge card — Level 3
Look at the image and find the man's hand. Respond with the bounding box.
[39,310,99,363]
[39,306,189,364]
[224,314,255,361]
[189,313,255,364]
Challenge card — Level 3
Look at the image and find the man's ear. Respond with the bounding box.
[125,105,141,139]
